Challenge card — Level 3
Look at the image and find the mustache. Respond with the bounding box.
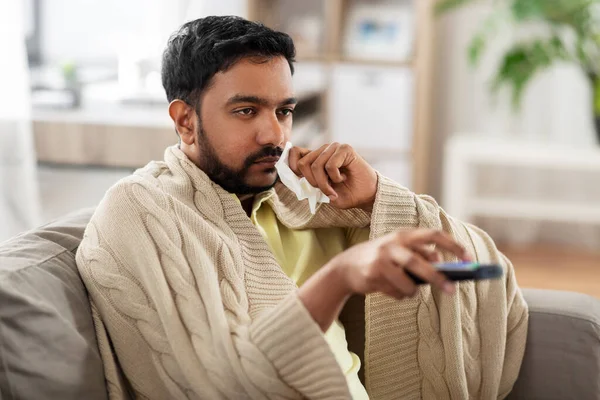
[243,146,284,168]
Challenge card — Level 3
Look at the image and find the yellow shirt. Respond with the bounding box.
[247,191,370,399]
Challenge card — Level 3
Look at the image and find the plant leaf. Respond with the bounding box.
[492,37,571,109]
[468,34,486,65]
[466,8,512,65]
[510,0,598,32]
[592,76,600,115]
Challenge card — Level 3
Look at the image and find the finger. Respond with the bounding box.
[382,266,419,298]
[288,146,310,176]
[388,245,454,294]
[311,143,339,199]
[411,245,441,263]
[297,144,328,187]
[324,145,347,184]
[407,254,454,295]
[380,246,419,297]
[406,230,471,261]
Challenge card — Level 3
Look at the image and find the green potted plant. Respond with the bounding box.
[61,61,81,108]
[436,0,600,143]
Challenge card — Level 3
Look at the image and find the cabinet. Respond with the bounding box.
[329,64,413,152]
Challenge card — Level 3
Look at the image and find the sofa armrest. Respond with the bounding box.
[507,288,600,400]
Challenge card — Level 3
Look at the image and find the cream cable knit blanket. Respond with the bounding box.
[76,146,528,399]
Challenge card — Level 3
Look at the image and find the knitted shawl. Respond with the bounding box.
[76,146,528,399]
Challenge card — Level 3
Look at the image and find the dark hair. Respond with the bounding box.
[161,16,296,107]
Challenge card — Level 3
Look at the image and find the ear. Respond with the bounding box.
[168,100,197,145]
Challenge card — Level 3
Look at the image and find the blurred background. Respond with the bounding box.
[1,0,599,297]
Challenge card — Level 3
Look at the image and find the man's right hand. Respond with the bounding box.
[298,229,471,332]
[333,229,471,299]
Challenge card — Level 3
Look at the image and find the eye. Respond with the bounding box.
[277,108,294,117]
[235,108,255,116]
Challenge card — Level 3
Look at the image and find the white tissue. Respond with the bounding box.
[275,142,330,214]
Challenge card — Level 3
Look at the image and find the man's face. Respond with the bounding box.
[186,56,295,194]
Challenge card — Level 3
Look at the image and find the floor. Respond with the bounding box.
[501,244,600,299]
[35,165,600,299]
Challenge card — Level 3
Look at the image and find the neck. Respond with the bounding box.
[237,194,254,217]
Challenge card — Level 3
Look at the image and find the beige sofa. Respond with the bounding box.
[1,209,599,399]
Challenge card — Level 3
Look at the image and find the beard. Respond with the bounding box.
[196,126,283,195]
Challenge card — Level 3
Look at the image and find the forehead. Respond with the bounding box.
[204,56,294,103]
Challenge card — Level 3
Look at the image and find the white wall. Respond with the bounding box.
[200,0,246,17]
[39,0,247,64]
[0,0,41,240]
[41,0,146,63]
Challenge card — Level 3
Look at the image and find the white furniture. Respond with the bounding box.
[329,64,414,152]
[442,135,600,224]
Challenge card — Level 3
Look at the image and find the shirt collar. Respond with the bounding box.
[230,189,275,209]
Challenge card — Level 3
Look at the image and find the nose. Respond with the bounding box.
[256,112,285,147]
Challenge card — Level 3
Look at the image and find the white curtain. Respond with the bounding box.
[0,0,41,242]
[434,4,600,249]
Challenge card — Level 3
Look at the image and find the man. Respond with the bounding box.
[77,16,528,399]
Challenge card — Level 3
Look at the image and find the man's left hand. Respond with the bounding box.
[288,143,378,212]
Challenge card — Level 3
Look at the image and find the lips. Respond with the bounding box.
[254,157,280,164]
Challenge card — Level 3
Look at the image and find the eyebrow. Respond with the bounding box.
[226,94,298,107]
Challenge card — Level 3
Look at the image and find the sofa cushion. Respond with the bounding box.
[0,208,108,400]
[508,288,600,400]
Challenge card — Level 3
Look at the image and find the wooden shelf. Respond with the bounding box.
[248,0,435,193]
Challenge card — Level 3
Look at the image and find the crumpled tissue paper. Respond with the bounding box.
[275,142,330,214]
